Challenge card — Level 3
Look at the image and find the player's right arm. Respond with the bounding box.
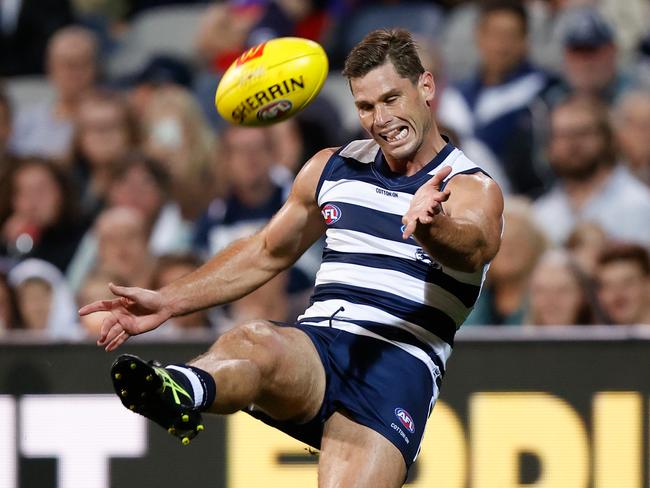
[79,148,334,351]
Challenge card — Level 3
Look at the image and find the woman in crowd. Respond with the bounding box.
[0,157,88,272]
[465,197,547,325]
[70,89,140,219]
[141,85,216,220]
[527,249,605,326]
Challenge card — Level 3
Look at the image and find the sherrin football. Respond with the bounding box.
[215,37,329,126]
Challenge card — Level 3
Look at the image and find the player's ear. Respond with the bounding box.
[419,71,435,106]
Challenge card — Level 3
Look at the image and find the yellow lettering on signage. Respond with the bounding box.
[227,412,318,488]
[470,392,589,487]
[411,401,466,487]
[593,392,641,488]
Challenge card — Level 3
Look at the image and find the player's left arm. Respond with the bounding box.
[402,169,504,273]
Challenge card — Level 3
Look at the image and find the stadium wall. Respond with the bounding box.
[1,327,649,487]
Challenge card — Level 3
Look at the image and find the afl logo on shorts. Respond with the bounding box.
[394,408,415,434]
[322,204,341,225]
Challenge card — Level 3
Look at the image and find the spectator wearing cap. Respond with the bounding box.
[544,6,632,106]
[125,54,194,120]
[7,258,82,338]
[437,0,554,197]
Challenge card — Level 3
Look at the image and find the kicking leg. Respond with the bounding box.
[190,320,326,422]
[111,321,326,444]
[318,412,407,488]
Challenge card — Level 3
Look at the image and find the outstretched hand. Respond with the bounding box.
[78,283,172,352]
[402,165,452,240]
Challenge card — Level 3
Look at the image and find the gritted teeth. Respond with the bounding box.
[381,126,408,142]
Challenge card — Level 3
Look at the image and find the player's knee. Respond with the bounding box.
[215,320,282,374]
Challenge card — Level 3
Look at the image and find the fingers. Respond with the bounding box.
[428,165,453,188]
[106,330,130,352]
[97,313,121,346]
[79,299,118,316]
[401,218,417,240]
[108,282,139,300]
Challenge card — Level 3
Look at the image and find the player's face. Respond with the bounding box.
[351,62,435,163]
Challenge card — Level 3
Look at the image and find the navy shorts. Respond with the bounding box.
[245,322,438,467]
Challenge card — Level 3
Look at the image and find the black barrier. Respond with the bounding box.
[1,326,650,488]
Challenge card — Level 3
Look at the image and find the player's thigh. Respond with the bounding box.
[319,411,406,488]
[214,321,326,422]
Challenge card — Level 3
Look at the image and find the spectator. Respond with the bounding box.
[194,125,311,328]
[71,89,140,219]
[527,249,602,326]
[0,271,22,332]
[612,89,650,186]
[246,0,332,47]
[596,243,650,325]
[7,258,81,338]
[465,197,547,326]
[533,95,650,247]
[194,0,329,73]
[437,0,552,196]
[125,55,194,120]
[94,206,155,289]
[565,221,608,278]
[141,85,216,220]
[0,0,74,76]
[194,1,263,73]
[0,158,88,272]
[8,25,99,161]
[150,253,212,333]
[544,7,630,106]
[107,153,192,254]
[66,153,191,291]
[194,125,292,257]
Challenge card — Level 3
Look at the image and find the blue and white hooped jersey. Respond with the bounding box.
[297,138,490,384]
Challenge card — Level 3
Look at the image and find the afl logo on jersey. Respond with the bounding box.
[395,408,415,433]
[322,204,341,225]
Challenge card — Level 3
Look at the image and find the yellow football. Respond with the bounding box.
[215,37,329,126]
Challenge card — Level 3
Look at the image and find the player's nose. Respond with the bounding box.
[373,104,390,126]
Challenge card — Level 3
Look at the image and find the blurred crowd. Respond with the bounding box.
[0,0,649,341]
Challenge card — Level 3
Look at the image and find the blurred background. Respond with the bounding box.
[0,0,649,486]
